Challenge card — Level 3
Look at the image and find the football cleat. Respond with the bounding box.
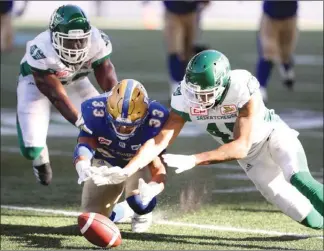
[33,163,52,186]
[279,66,295,90]
[283,78,295,90]
[131,212,153,233]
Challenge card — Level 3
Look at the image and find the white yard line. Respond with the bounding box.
[212,187,258,194]
[1,205,322,239]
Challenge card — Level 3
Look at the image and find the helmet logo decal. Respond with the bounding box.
[121,80,135,118]
[49,11,64,29]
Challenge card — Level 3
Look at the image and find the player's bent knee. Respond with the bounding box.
[20,146,43,160]
[126,194,157,215]
[262,45,278,62]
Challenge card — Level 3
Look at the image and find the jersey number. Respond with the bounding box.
[207,123,235,143]
[92,101,105,117]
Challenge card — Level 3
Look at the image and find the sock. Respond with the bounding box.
[126,194,157,215]
[282,62,292,72]
[291,172,324,217]
[300,208,323,229]
[32,145,50,166]
[109,201,134,223]
[168,53,185,83]
[256,31,274,88]
[256,58,273,88]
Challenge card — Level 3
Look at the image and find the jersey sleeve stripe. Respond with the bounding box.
[20,61,55,77]
[171,108,192,122]
[91,54,111,68]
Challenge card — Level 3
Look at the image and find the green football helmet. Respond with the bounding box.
[182,50,231,109]
[49,5,91,64]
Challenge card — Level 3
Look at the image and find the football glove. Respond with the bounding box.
[138,178,160,206]
[162,154,197,174]
[75,160,93,185]
[92,166,128,186]
[75,114,93,135]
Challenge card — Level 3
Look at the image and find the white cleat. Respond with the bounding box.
[113,201,134,223]
[131,212,153,233]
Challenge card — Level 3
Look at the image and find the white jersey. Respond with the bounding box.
[19,26,112,85]
[171,69,287,157]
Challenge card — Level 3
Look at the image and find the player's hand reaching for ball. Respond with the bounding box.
[91,166,129,186]
[162,154,197,174]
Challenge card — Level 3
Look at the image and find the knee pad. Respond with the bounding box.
[20,146,43,160]
[126,194,157,215]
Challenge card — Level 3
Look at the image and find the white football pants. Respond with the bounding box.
[16,75,100,148]
[238,125,313,223]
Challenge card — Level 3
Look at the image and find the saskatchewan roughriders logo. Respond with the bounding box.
[49,11,64,29]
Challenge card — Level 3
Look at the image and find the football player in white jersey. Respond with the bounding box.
[93,50,323,229]
[16,4,118,186]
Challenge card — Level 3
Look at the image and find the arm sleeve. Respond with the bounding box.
[170,86,192,122]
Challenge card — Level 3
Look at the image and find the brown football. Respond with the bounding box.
[78,212,122,248]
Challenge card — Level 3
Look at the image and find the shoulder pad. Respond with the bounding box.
[25,31,59,73]
[171,83,187,114]
[89,27,112,64]
[229,70,260,108]
[146,101,169,129]
[81,93,108,133]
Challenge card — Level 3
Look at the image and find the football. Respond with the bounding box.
[78,212,122,248]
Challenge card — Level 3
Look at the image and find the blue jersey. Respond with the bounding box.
[263,1,298,19]
[79,93,169,167]
[0,1,13,14]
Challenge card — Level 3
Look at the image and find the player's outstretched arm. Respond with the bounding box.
[164,94,260,173]
[33,71,80,125]
[73,136,98,184]
[94,58,118,92]
[195,96,256,165]
[124,110,186,176]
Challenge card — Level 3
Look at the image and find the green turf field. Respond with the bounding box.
[1,29,323,250]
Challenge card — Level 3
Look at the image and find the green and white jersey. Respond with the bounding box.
[171,69,281,156]
[19,26,112,85]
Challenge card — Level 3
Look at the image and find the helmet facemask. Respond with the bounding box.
[52,29,91,65]
[108,115,144,141]
[182,79,225,110]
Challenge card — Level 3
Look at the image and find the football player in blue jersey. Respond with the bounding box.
[73,79,169,233]
[256,0,298,102]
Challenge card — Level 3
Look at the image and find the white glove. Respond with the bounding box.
[91,166,128,186]
[75,114,93,135]
[76,160,93,185]
[138,178,161,206]
[162,154,197,174]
